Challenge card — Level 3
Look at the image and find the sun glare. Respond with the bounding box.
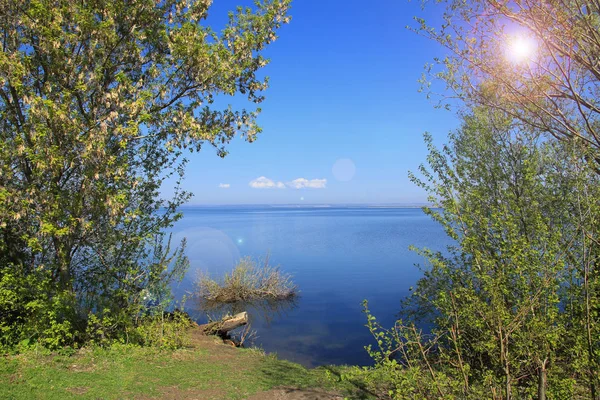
[506,35,537,63]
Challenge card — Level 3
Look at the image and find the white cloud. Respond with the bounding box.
[287,178,327,189]
[249,176,286,189]
[218,183,231,189]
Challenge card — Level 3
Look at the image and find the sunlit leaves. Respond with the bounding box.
[0,0,289,347]
[407,109,599,397]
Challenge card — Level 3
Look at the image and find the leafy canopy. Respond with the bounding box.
[0,0,290,348]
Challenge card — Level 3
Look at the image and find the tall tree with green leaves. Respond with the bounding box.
[351,112,600,400]
[0,0,290,347]
[551,141,600,399]
[410,1,600,397]
[406,109,582,399]
[350,109,599,399]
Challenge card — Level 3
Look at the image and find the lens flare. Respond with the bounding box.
[332,158,356,182]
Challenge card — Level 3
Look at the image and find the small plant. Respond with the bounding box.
[196,256,297,303]
[234,323,258,347]
[336,301,470,400]
[133,310,193,349]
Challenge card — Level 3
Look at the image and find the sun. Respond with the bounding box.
[506,35,537,63]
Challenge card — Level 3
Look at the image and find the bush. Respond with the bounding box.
[336,301,469,400]
[133,311,193,349]
[85,309,193,349]
[196,257,297,303]
[0,266,81,352]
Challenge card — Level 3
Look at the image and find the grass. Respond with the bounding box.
[0,329,368,400]
[197,256,298,303]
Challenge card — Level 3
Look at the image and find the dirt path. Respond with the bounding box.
[245,387,344,400]
[187,329,345,400]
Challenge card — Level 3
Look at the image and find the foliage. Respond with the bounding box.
[132,310,193,349]
[405,0,600,397]
[553,141,600,397]
[0,266,80,351]
[413,0,600,154]
[0,0,290,350]
[83,308,193,349]
[353,109,600,399]
[409,110,568,398]
[196,256,298,303]
[338,301,469,400]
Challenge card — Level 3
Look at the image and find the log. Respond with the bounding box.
[200,312,248,337]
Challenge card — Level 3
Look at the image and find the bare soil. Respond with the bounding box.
[186,329,345,400]
[245,387,345,400]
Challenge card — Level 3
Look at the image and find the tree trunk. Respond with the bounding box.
[200,312,248,337]
[54,238,72,291]
[584,261,598,400]
[538,360,547,400]
[500,328,512,400]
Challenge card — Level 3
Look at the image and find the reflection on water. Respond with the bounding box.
[197,296,299,327]
[171,206,450,367]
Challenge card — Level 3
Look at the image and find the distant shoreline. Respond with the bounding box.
[178,203,433,209]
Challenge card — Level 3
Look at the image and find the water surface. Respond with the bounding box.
[170,206,449,367]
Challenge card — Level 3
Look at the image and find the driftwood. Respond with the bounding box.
[199,312,248,337]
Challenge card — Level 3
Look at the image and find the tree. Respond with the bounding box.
[411,1,600,397]
[351,109,598,399]
[0,0,290,347]
[552,140,600,398]
[409,109,571,399]
[414,0,600,154]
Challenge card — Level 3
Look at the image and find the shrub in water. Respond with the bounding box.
[196,257,297,303]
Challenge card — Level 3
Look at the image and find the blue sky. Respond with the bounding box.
[177,0,459,205]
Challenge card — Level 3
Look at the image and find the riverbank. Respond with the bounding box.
[0,328,371,399]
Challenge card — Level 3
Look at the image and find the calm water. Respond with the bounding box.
[170,206,449,367]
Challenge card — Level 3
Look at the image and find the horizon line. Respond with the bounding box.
[178,202,432,207]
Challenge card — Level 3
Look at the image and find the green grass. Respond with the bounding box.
[0,336,367,400]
